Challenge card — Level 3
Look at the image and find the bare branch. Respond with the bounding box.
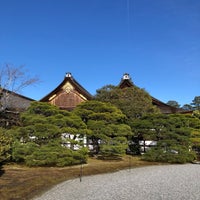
[0,63,40,110]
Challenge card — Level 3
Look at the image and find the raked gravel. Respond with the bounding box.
[33,164,200,200]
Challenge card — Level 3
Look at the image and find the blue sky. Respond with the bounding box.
[0,0,199,106]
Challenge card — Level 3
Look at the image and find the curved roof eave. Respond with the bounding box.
[40,76,93,102]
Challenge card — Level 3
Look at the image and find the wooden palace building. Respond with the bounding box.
[40,72,182,114]
[40,72,93,110]
[119,73,182,114]
[0,88,34,111]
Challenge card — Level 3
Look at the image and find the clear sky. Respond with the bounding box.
[0,0,199,106]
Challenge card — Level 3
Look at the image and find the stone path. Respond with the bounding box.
[34,164,200,200]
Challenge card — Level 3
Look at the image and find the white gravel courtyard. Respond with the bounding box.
[34,164,200,200]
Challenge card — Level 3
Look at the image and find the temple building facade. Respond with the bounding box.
[0,88,34,111]
[118,73,182,114]
[40,72,93,110]
[40,72,182,114]
[2,72,184,114]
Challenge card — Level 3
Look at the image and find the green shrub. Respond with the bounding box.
[142,147,196,164]
[12,142,38,162]
[0,128,13,163]
[24,145,88,167]
[12,140,88,167]
[100,144,126,156]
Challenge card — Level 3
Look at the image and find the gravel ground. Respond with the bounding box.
[33,164,200,200]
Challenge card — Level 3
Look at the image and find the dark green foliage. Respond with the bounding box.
[166,100,180,108]
[100,137,127,157]
[12,141,88,167]
[12,141,38,162]
[131,114,198,163]
[24,101,61,117]
[95,85,159,119]
[74,100,127,123]
[11,102,88,166]
[0,128,13,163]
[188,113,200,156]
[191,96,200,110]
[142,146,196,164]
[0,110,21,129]
[25,145,88,167]
[182,104,193,111]
[193,110,200,119]
[74,101,132,157]
[131,114,193,142]
[17,102,87,144]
